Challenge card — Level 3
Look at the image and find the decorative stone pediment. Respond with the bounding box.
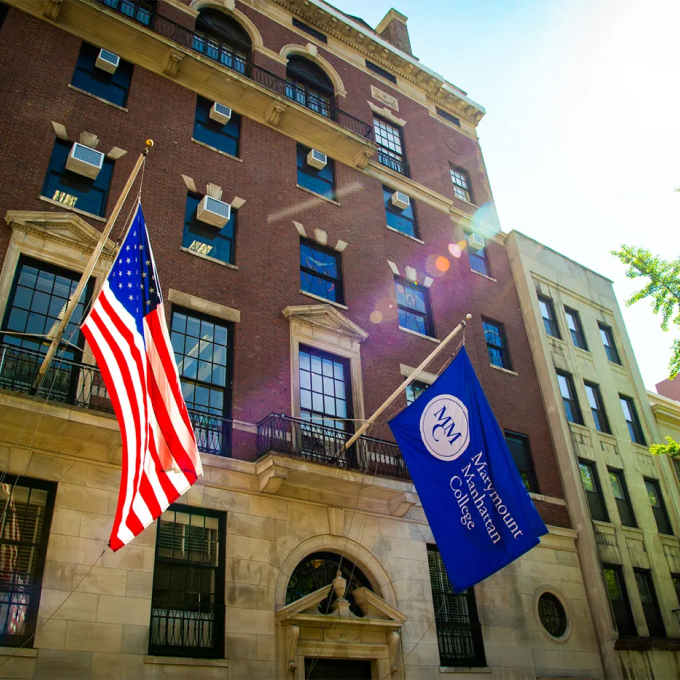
[283,304,368,342]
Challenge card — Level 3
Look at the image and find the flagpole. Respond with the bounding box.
[343,313,472,450]
[34,140,154,387]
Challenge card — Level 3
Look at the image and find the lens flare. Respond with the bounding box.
[370,310,383,324]
[435,256,450,272]
[375,296,399,321]
[448,243,462,258]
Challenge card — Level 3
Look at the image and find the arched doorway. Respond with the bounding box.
[285,55,334,118]
[192,8,252,74]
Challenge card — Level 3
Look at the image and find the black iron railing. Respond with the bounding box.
[436,621,486,667]
[94,0,373,139]
[149,603,225,658]
[256,413,410,480]
[377,149,410,177]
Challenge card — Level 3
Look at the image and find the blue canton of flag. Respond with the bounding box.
[389,347,548,592]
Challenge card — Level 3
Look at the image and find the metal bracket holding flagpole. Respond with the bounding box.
[33,140,154,389]
[343,313,472,451]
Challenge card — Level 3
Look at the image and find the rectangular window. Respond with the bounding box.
[674,458,680,485]
[292,18,327,43]
[599,323,621,365]
[383,186,418,238]
[182,193,236,265]
[450,166,472,203]
[619,395,645,445]
[71,41,133,107]
[579,459,609,522]
[564,307,588,350]
[634,570,666,638]
[427,546,485,667]
[41,139,114,217]
[603,565,636,637]
[395,277,434,337]
[149,505,226,658]
[436,107,461,127]
[557,371,583,425]
[465,231,491,277]
[672,573,680,605]
[645,478,673,535]
[193,96,241,157]
[406,380,428,405]
[538,295,560,338]
[584,382,610,434]
[99,0,154,25]
[300,240,343,304]
[374,117,408,176]
[0,476,56,648]
[504,431,538,493]
[608,469,636,527]
[170,308,232,457]
[296,144,335,200]
[366,60,397,84]
[482,319,511,370]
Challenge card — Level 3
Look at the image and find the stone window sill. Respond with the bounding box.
[609,360,627,374]
[180,246,238,270]
[0,647,37,658]
[470,269,496,283]
[399,326,440,343]
[68,84,128,112]
[529,493,566,507]
[489,364,518,377]
[144,656,228,667]
[453,195,479,209]
[296,184,340,206]
[299,289,348,310]
[191,138,242,162]
[39,195,107,223]
[385,224,424,243]
[574,346,593,360]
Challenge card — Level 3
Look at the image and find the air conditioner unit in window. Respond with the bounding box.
[95,48,120,74]
[467,233,486,251]
[391,191,410,210]
[65,143,105,179]
[209,102,232,125]
[307,149,327,170]
[197,195,231,228]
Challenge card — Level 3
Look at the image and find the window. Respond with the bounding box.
[406,380,428,405]
[193,95,241,157]
[645,478,673,535]
[634,570,666,638]
[292,18,327,43]
[383,186,418,238]
[557,371,583,425]
[374,117,408,176]
[436,107,461,127]
[41,139,114,217]
[608,469,636,527]
[149,505,225,658]
[71,41,133,107]
[192,9,251,74]
[599,323,621,365]
[297,144,335,200]
[674,458,680,486]
[0,4,8,32]
[99,0,155,25]
[538,295,560,338]
[564,307,588,350]
[427,546,485,667]
[584,382,610,434]
[578,460,609,522]
[170,309,232,456]
[504,431,538,493]
[450,166,472,203]
[286,56,333,118]
[182,193,236,265]
[672,574,680,604]
[465,231,491,277]
[483,319,511,370]
[366,60,397,84]
[603,565,636,637]
[395,277,434,337]
[619,395,645,445]
[300,240,343,304]
[537,593,567,638]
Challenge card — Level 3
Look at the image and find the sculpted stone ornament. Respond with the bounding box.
[330,570,353,617]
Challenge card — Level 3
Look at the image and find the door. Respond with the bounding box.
[305,659,372,679]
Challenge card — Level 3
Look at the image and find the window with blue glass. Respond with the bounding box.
[192,9,251,75]
[41,139,114,218]
[406,380,428,405]
[483,318,511,370]
[395,278,434,337]
[465,231,491,277]
[300,240,343,304]
[297,144,335,200]
[71,41,133,107]
[99,0,155,26]
[383,186,418,238]
[182,194,236,265]
[193,96,241,157]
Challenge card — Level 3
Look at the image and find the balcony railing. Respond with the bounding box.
[377,149,410,177]
[256,413,411,480]
[94,0,374,140]
[149,603,225,658]
[0,343,231,456]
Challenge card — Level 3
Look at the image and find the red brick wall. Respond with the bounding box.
[0,3,570,527]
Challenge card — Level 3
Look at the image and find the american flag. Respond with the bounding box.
[82,204,202,551]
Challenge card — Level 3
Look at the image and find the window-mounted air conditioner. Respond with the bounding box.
[95,48,120,74]
[65,143,105,179]
[467,233,486,251]
[390,191,410,210]
[307,149,327,170]
[209,102,232,125]
[197,195,232,228]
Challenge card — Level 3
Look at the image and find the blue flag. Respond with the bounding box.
[389,347,548,592]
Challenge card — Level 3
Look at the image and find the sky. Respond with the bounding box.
[333,0,680,391]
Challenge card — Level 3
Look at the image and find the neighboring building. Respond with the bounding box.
[0,1,603,679]
[657,378,680,403]
[507,231,680,679]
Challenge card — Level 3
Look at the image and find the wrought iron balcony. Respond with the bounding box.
[256,413,411,481]
[377,149,410,177]
[149,603,225,659]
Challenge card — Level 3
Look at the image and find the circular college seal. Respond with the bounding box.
[419,394,470,461]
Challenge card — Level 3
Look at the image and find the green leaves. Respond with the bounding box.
[650,436,680,457]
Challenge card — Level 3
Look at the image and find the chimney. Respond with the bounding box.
[375,8,412,56]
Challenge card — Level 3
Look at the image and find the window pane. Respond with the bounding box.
[579,463,595,492]
[193,96,241,157]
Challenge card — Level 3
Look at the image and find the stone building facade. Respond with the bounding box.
[507,231,680,679]
[0,0,604,678]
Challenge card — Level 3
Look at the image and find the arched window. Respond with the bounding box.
[192,9,252,74]
[286,552,373,617]
[285,56,334,118]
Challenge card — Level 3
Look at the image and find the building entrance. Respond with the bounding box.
[305,658,372,679]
